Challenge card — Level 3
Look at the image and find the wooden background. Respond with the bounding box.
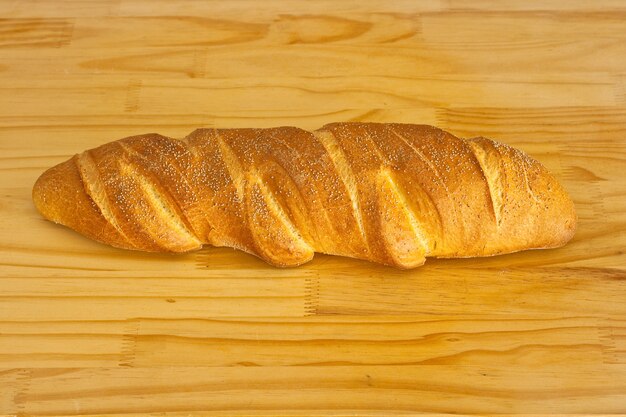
[1,0,625,415]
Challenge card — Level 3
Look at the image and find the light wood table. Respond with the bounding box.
[1,1,625,415]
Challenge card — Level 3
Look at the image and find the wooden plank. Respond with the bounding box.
[0,278,308,320]
[2,316,621,369]
[2,43,626,80]
[3,0,445,19]
[447,0,626,11]
[0,297,306,321]
[437,107,626,141]
[4,11,624,50]
[3,365,626,414]
[130,316,617,367]
[0,0,116,18]
[0,321,128,367]
[310,265,626,316]
[0,77,616,120]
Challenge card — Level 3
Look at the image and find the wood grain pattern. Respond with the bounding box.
[1,0,625,415]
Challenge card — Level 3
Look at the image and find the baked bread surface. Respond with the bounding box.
[32,123,577,268]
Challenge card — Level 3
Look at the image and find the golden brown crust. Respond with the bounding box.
[32,122,577,268]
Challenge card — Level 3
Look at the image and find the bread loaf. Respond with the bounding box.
[32,122,576,268]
